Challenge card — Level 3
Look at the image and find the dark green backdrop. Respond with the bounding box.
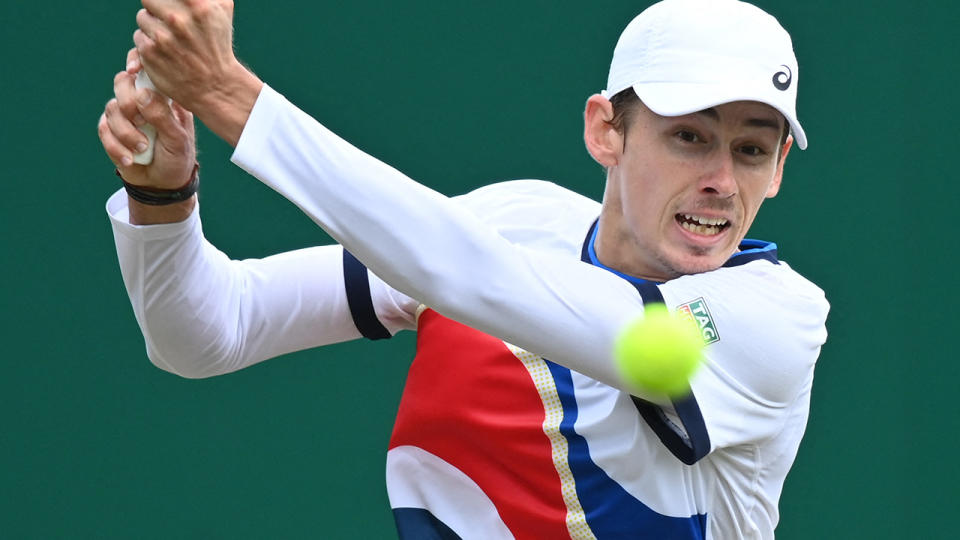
[2,1,956,538]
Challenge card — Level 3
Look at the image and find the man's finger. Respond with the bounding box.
[113,70,143,125]
[136,9,170,50]
[140,0,174,21]
[126,48,141,73]
[132,29,154,61]
[136,90,181,141]
[97,113,121,167]
[99,110,140,169]
[105,98,150,162]
[170,101,195,131]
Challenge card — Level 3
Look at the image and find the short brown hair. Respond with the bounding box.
[607,88,642,138]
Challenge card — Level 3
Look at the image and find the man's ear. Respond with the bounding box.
[584,94,623,168]
[766,135,793,198]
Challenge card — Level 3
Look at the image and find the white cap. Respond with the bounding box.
[603,0,807,149]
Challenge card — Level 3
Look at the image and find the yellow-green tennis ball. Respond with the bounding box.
[614,303,705,397]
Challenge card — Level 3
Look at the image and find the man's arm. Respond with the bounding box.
[231,86,646,391]
[99,48,416,378]
[132,1,824,407]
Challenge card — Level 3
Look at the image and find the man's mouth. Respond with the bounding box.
[676,214,730,236]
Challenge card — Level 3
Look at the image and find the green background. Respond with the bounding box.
[2,1,956,538]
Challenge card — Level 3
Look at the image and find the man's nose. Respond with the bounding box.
[698,153,737,198]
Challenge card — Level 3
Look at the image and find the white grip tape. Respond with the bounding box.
[132,71,169,165]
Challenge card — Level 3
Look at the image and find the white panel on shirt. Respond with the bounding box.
[386,446,513,540]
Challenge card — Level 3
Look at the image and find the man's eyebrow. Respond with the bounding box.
[695,108,720,121]
[694,108,782,131]
[744,117,783,131]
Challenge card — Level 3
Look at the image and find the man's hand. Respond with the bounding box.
[133,0,263,147]
[99,48,198,224]
[99,48,196,189]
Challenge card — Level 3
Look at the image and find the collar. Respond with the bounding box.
[580,219,779,285]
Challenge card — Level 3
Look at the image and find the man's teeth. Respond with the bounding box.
[682,222,720,235]
[683,214,727,226]
[680,214,728,236]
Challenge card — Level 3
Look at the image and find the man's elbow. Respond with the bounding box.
[145,347,228,380]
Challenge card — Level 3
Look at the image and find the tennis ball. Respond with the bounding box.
[614,303,705,397]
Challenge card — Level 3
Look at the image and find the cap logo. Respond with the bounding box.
[772,65,792,91]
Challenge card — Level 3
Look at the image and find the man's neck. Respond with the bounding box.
[593,213,672,283]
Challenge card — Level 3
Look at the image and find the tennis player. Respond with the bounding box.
[99,0,829,537]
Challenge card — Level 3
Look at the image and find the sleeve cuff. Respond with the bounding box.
[105,187,200,241]
[231,83,284,175]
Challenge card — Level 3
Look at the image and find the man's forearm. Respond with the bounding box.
[134,1,262,148]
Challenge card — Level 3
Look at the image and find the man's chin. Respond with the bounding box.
[661,249,732,277]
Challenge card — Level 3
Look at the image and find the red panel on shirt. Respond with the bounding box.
[389,309,569,539]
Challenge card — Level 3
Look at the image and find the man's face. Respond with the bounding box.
[595,99,792,281]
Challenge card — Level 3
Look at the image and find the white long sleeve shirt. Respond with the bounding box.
[107,84,828,539]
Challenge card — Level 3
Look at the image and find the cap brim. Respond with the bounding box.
[632,82,807,150]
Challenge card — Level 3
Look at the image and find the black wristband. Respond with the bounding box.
[117,163,200,206]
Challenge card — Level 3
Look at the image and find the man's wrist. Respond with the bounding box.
[195,64,264,148]
[127,194,197,226]
[118,163,200,206]
[117,163,200,226]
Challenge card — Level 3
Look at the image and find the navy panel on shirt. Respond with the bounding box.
[546,360,708,538]
[580,219,711,465]
[724,239,779,267]
[393,508,462,540]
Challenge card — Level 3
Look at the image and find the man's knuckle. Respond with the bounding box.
[119,100,136,117]
[189,0,213,18]
[137,38,154,57]
[166,12,186,32]
[154,30,172,48]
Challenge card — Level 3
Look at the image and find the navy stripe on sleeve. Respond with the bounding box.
[342,249,392,340]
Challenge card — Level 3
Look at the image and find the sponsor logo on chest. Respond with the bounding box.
[676,298,720,345]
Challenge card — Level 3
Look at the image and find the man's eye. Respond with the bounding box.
[676,130,700,143]
[739,145,765,157]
